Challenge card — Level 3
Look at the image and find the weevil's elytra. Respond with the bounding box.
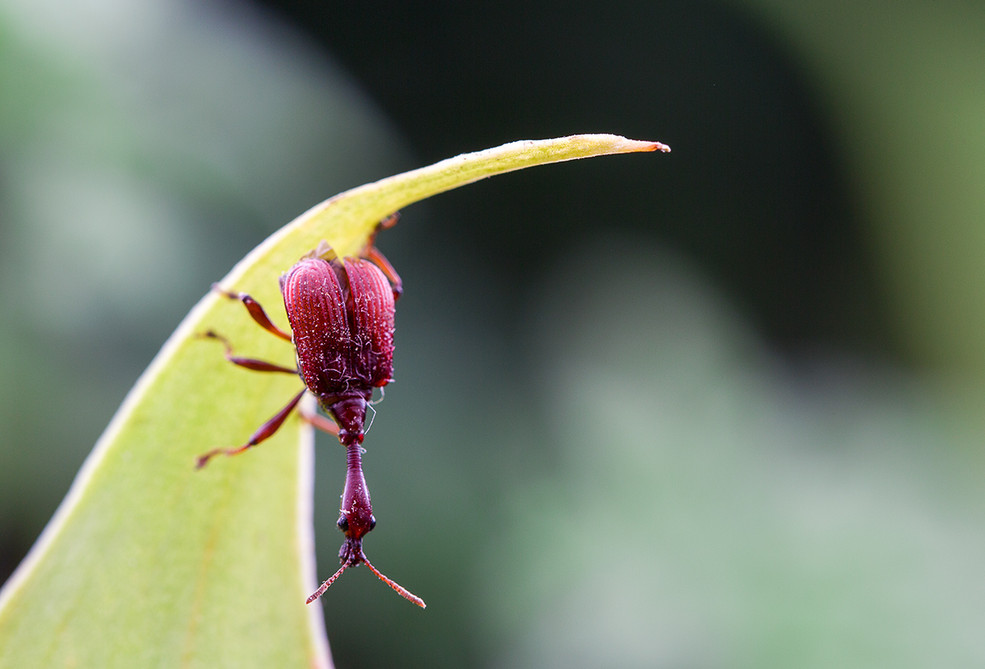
[281,257,395,442]
[195,219,425,609]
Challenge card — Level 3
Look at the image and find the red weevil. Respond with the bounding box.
[196,218,425,608]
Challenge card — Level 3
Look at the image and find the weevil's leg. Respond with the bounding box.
[195,388,306,468]
[365,212,400,250]
[360,213,403,300]
[377,212,400,231]
[201,331,297,374]
[300,410,341,438]
[212,284,293,341]
[364,246,403,301]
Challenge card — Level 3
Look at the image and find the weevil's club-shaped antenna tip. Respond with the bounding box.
[306,552,426,608]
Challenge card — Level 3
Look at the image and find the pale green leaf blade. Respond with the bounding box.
[0,134,667,668]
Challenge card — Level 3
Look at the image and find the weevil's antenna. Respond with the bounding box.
[362,555,426,608]
[306,554,426,608]
[306,563,349,604]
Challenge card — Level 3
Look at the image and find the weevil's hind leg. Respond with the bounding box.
[300,410,340,438]
[212,284,293,341]
[361,213,403,301]
[366,212,399,246]
[377,211,400,231]
[200,331,297,374]
[195,389,306,469]
[364,246,403,301]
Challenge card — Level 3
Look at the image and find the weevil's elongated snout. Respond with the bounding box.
[303,432,426,608]
[338,437,375,540]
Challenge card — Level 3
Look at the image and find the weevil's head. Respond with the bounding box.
[304,398,425,608]
[337,509,376,553]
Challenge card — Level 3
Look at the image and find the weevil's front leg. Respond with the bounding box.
[195,388,306,468]
[212,284,293,341]
[200,331,297,374]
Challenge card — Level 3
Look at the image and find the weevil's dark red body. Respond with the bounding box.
[281,257,395,445]
[196,227,424,608]
[281,257,400,579]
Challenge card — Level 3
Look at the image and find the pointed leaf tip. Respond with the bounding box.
[621,139,671,153]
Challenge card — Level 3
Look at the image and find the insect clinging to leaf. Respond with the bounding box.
[196,214,425,608]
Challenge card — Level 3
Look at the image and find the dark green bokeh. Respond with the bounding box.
[3,1,985,667]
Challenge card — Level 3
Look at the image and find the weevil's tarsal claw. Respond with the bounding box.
[194,449,221,469]
[194,389,307,470]
[193,442,254,469]
[378,212,400,230]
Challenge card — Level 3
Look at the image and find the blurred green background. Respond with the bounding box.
[3,0,985,667]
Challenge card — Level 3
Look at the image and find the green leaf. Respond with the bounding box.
[0,135,668,668]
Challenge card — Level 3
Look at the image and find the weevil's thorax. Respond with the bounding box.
[325,392,371,445]
[280,256,396,410]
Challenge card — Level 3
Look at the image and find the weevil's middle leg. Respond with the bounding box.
[212,284,293,341]
[201,331,297,374]
[195,388,306,468]
[300,410,341,438]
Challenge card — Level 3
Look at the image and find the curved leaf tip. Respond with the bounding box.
[0,133,669,668]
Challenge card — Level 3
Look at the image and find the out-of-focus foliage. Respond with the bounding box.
[3,0,985,667]
[737,0,985,376]
[482,242,985,668]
